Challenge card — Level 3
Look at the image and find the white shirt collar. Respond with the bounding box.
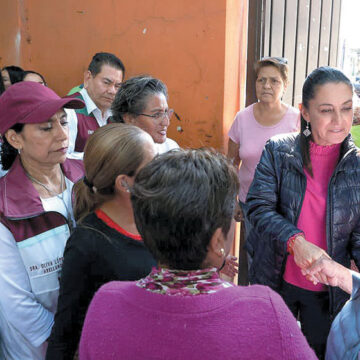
[80,88,112,126]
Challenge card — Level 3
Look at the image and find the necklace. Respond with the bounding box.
[26,169,65,198]
[25,169,75,231]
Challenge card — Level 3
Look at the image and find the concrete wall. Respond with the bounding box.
[0,0,247,150]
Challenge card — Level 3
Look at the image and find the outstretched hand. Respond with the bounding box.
[292,235,330,269]
[301,255,353,294]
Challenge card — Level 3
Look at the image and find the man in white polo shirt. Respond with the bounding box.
[67,52,125,158]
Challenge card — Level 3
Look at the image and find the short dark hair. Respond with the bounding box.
[131,148,239,270]
[111,75,168,123]
[88,52,125,77]
[254,57,289,84]
[300,66,353,175]
[2,66,24,84]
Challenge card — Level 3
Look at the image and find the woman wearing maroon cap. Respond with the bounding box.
[0,81,84,360]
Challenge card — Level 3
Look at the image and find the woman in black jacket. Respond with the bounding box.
[46,124,157,360]
[246,66,360,359]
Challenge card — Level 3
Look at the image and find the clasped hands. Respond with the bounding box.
[292,235,352,293]
[291,235,331,284]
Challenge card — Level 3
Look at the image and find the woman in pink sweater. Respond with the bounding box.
[79,148,315,360]
[246,67,360,359]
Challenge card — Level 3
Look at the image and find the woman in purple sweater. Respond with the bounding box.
[79,148,315,360]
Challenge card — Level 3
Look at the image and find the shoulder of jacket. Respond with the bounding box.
[67,215,102,248]
[266,133,299,153]
[75,213,100,233]
[62,158,85,182]
[75,213,116,241]
[65,158,84,170]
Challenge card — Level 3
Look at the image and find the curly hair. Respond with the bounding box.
[111,75,168,123]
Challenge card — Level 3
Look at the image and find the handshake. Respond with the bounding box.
[301,255,353,295]
[291,235,354,295]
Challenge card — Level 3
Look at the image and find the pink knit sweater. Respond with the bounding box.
[284,141,341,291]
[79,281,316,359]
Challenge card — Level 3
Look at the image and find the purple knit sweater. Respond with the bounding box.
[79,281,316,360]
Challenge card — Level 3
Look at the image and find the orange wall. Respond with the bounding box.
[0,2,20,65]
[0,0,247,150]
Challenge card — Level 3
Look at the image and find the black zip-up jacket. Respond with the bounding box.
[246,133,360,317]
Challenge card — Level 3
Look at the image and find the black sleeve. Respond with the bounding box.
[46,228,95,360]
[246,140,302,244]
[349,219,360,269]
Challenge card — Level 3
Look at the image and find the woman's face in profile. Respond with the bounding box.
[130,93,170,144]
[9,109,69,166]
[1,70,11,89]
[302,82,353,146]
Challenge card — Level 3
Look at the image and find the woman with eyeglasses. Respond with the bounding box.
[227,57,299,228]
[111,75,179,154]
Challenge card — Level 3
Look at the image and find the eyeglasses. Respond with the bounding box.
[260,56,288,65]
[135,109,174,121]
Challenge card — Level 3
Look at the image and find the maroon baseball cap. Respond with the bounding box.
[0,81,85,135]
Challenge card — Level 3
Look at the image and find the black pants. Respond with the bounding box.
[280,281,331,360]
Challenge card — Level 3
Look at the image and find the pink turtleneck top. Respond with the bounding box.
[284,141,341,291]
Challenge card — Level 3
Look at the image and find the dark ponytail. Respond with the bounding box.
[299,116,312,176]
